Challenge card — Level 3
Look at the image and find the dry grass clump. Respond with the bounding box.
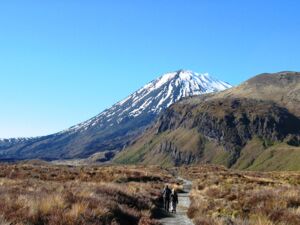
[0,163,173,225]
[180,165,300,225]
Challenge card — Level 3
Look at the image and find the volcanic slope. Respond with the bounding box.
[115,72,300,171]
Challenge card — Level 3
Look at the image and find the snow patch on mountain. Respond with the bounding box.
[0,137,34,143]
[63,70,232,134]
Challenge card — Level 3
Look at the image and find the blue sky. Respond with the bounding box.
[0,0,300,138]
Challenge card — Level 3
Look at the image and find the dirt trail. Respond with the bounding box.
[159,178,194,225]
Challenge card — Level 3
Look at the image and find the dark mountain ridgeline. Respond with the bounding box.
[115,72,300,171]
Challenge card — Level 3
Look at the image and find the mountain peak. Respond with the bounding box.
[147,70,230,94]
[158,69,203,81]
[65,70,232,134]
[0,69,232,160]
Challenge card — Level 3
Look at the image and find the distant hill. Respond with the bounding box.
[115,72,300,171]
[0,70,230,161]
[212,71,300,117]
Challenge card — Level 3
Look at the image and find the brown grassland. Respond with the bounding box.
[179,165,300,225]
[0,162,177,225]
[1,162,300,225]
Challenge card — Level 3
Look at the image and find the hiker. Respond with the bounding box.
[171,188,178,213]
[162,185,171,212]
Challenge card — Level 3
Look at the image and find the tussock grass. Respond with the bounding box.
[0,163,174,225]
[180,165,300,225]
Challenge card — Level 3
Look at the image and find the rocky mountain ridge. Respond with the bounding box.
[115,72,300,171]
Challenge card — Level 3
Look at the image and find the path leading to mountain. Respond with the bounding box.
[159,178,194,225]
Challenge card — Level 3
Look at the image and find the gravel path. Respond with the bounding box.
[159,178,194,225]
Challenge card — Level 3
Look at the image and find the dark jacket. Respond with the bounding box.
[171,192,178,204]
[163,187,171,200]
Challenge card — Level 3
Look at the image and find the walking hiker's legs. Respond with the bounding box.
[163,198,171,212]
[166,200,170,212]
[164,198,168,211]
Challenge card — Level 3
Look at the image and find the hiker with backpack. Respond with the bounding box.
[171,188,178,213]
[162,185,172,212]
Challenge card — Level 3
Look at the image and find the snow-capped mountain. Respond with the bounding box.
[0,70,231,161]
[64,70,231,134]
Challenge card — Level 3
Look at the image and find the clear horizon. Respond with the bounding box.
[1,1,300,138]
